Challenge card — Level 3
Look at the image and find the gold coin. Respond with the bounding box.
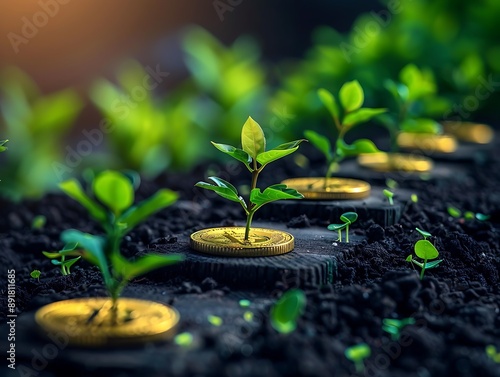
[281,177,371,200]
[190,227,294,257]
[357,152,433,172]
[35,298,180,347]
[441,121,494,144]
[397,132,457,153]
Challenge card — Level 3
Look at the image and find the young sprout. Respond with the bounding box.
[447,206,461,218]
[382,318,415,340]
[383,189,394,205]
[447,206,490,221]
[174,332,194,348]
[47,170,184,317]
[0,139,8,152]
[196,117,305,241]
[328,212,358,243]
[270,289,306,334]
[406,229,443,280]
[305,81,386,187]
[411,194,418,203]
[31,215,47,230]
[208,315,223,327]
[30,270,41,282]
[344,343,371,373]
[486,345,500,363]
[42,242,81,276]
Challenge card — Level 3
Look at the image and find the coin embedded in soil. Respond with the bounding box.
[441,121,494,144]
[281,177,371,200]
[35,298,179,347]
[190,227,294,257]
[357,152,433,172]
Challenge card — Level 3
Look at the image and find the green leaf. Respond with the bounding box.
[120,189,178,231]
[250,184,303,207]
[59,179,107,223]
[384,79,409,104]
[93,171,134,215]
[0,139,8,152]
[270,289,306,334]
[195,177,244,205]
[256,139,306,166]
[30,270,41,279]
[447,206,462,218]
[345,343,371,362]
[336,139,380,158]
[414,240,439,260]
[475,213,490,221]
[424,259,443,269]
[327,223,347,231]
[112,253,184,281]
[400,118,441,134]
[415,227,432,239]
[339,80,364,113]
[241,116,266,159]
[340,212,358,224]
[62,256,81,270]
[317,88,340,120]
[343,108,387,127]
[211,142,251,167]
[464,211,475,220]
[304,130,332,161]
[405,255,413,262]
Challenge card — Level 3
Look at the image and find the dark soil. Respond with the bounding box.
[1,141,499,377]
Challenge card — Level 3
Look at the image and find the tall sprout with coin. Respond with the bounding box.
[195,116,305,241]
[305,81,386,187]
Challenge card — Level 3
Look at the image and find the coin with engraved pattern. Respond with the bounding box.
[35,298,179,347]
[190,227,294,257]
[281,177,370,200]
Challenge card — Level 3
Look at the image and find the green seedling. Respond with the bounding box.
[328,212,358,243]
[406,228,443,280]
[30,270,41,282]
[0,139,7,152]
[411,194,418,203]
[305,81,386,186]
[270,289,306,334]
[31,215,47,230]
[345,343,371,373]
[486,345,500,363]
[243,311,254,322]
[43,242,81,276]
[239,299,251,307]
[174,332,194,348]
[208,315,223,327]
[196,116,305,241]
[382,318,415,340]
[383,189,394,205]
[46,170,184,317]
[447,206,490,221]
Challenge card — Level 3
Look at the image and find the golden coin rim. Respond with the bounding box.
[281,177,371,200]
[357,152,433,172]
[35,298,180,346]
[190,227,294,257]
[396,132,458,153]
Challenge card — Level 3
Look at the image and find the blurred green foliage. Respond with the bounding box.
[0,67,83,201]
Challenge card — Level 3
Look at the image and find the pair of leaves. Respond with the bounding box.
[212,117,305,169]
[60,171,178,234]
[328,212,358,231]
[270,289,306,334]
[196,178,303,210]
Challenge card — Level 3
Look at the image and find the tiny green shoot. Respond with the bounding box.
[43,242,81,276]
[208,315,223,327]
[382,318,415,340]
[239,299,251,307]
[30,270,41,282]
[270,289,306,334]
[406,229,443,279]
[196,116,305,241]
[328,212,358,243]
[383,189,394,205]
[345,343,371,373]
[31,215,47,230]
[486,345,500,363]
[243,311,254,322]
[174,332,194,348]
[305,81,386,187]
[447,206,462,218]
[0,139,8,153]
[411,194,418,203]
[447,206,490,221]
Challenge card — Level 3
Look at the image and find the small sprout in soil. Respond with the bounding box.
[385,178,398,189]
[476,213,490,221]
[243,311,254,322]
[447,205,490,221]
[305,81,386,186]
[174,332,193,348]
[0,139,8,152]
[42,242,81,276]
[406,236,443,280]
[30,270,41,282]
[415,227,431,240]
[382,318,415,340]
[208,315,223,327]
[270,289,306,334]
[53,170,184,317]
[411,194,418,203]
[328,212,358,243]
[447,205,462,218]
[383,189,394,205]
[31,215,47,230]
[486,345,500,363]
[239,299,251,307]
[196,116,305,241]
[344,343,371,373]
